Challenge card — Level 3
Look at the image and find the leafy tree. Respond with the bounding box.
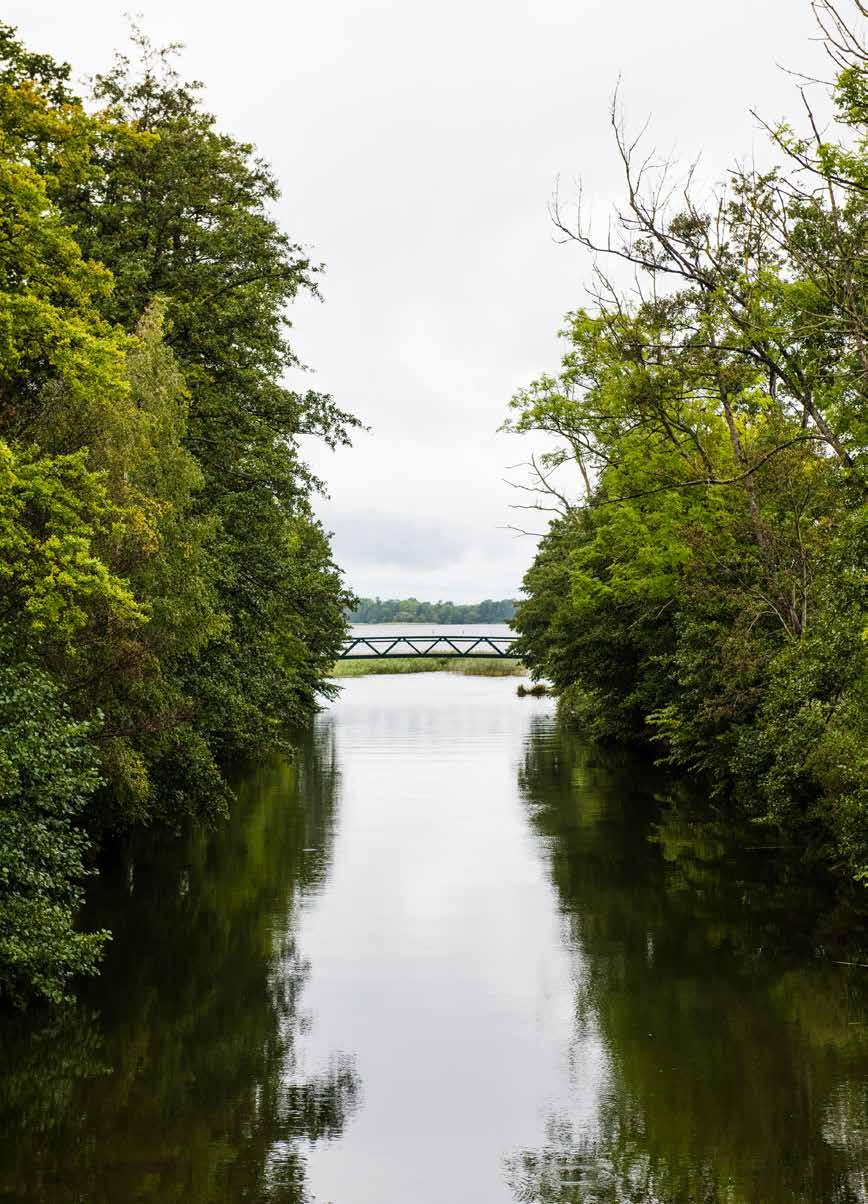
[506,2,867,883]
[0,38,129,453]
[85,302,229,828]
[0,20,358,1004]
[60,32,358,762]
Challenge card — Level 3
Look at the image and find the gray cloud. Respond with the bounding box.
[327,510,471,572]
[321,503,531,600]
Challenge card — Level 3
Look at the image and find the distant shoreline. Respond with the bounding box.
[347,597,517,624]
[348,619,514,625]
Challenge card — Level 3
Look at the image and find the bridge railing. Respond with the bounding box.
[338,635,517,660]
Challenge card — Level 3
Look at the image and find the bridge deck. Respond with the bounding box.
[339,635,517,660]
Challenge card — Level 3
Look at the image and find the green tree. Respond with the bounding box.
[505,2,867,882]
[0,20,357,1004]
[61,32,358,761]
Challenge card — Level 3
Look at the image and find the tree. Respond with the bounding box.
[61,31,358,761]
[506,1,867,883]
[0,21,358,1003]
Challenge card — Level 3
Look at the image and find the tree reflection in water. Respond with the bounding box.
[507,716,868,1204]
[0,722,360,1204]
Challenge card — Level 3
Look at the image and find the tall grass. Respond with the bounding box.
[330,657,525,678]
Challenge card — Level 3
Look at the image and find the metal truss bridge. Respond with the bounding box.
[339,634,517,660]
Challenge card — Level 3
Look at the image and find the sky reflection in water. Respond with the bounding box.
[0,673,865,1203]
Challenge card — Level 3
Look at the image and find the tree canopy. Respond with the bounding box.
[0,23,356,1003]
[505,1,867,885]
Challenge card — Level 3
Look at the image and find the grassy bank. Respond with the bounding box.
[331,657,525,678]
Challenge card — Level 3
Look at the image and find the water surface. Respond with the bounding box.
[1,673,865,1203]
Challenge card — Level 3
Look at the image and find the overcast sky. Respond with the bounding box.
[11,0,825,601]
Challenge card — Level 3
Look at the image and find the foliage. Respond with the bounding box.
[0,22,356,1004]
[506,5,867,884]
[0,441,145,649]
[348,596,516,623]
[0,657,109,1005]
[63,31,359,764]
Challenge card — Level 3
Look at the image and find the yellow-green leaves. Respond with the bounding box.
[0,152,130,442]
[0,441,145,651]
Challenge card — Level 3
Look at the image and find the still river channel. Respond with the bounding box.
[1,662,867,1202]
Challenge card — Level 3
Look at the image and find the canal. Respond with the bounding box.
[1,673,866,1202]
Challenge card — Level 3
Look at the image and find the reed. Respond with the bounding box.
[331,657,525,678]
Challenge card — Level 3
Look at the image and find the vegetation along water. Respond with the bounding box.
[0,23,358,1004]
[0,3,866,1201]
[347,598,517,624]
[503,7,867,890]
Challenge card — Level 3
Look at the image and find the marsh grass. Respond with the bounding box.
[330,657,525,678]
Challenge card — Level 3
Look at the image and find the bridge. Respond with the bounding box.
[339,634,517,660]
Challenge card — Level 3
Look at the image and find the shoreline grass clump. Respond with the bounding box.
[517,682,550,698]
[331,657,525,678]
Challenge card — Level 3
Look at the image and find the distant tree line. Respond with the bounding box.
[506,1,867,889]
[0,25,357,1004]
[349,598,516,623]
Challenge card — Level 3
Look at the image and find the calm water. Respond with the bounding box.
[1,673,866,1203]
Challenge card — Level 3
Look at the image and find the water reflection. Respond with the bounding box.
[509,716,868,1204]
[1,680,865,1204]
[0,729,359,1203]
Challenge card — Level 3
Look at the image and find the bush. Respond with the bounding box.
[0,659,109,1005]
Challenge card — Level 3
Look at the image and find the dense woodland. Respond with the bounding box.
[507,3,867,888]
[0,26,358,1004]
[0,5,865,1012]
[348,597,516,623]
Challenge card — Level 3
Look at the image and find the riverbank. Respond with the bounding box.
[331,657,525,678]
